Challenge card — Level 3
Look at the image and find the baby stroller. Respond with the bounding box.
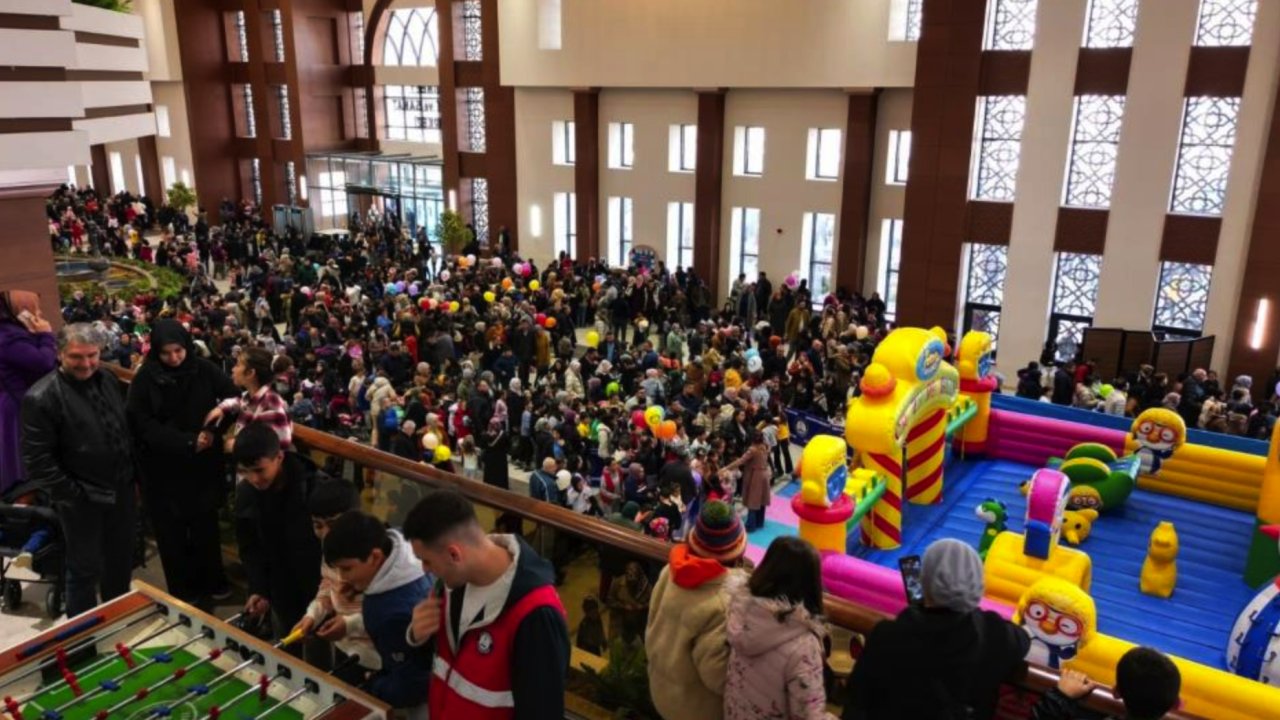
[0,482,65,618]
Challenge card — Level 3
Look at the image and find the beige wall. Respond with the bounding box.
[597,89,697,266]
[152,81,196,196]
[864,88,912,297]
[514,87,576,264]
[498,0,917,89]
[719,90,848,293]
[135,0,182,82]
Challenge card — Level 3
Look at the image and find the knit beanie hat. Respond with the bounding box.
[688,500,746,564]
[921,538,984,612]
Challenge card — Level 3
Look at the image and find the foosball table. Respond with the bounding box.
[0,583,388,720]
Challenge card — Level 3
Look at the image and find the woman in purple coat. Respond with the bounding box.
[0,290,57,496]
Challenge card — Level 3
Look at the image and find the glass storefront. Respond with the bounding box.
[305,152,444,246]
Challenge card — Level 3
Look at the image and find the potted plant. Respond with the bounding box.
[434,209,469,256]
[581,639,660,719]
[166,182,198,213]
[72,0,133,12]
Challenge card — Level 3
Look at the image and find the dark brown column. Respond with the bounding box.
[481,0,517,247]
[89,143,110,194]
[174,0,240,207]
[692,90,726,301]
[1227,68,1280,389]
[433,0,460,205]
[573,89,600,262]
[137,135,164,198]
[836,90,878,294]
[896,0,987,327]
[0,183,64,329]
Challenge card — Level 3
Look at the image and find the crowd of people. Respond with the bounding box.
[0,185,1203,719]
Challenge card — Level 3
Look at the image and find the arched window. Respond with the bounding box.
[382,8,438,66]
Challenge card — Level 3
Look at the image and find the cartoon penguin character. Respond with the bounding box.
[1130,409,1186,476]
[1013,577,1097,671]
[1228,525,1280,685]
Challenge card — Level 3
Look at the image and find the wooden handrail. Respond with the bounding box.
[106,364,1199,718]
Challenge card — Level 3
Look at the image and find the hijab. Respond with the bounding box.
[0,290,40,325]
[147,319,197,379]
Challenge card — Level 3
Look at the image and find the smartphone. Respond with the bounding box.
[17,310,34,324]
[899,555,925,606]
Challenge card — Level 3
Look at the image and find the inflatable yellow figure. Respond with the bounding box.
[956,331,996,452]
[1140,521,1179,598]
[1014,577,1097,670]
[1129,408,1186,476]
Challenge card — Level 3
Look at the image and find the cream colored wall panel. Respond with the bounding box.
[720,90,847,296]
[514,88,576,264]
[81,81,153,110]
[73,43,149,74]
[4,0,73,17]
[375,66,441,87]
[1203,1,1280,372]
[598,89,698,268]
[995,0,1086,377]
[0,132,90,173]
[380,140,443,158]
[0,29,76,69]
[1093,0,1199,330]
[104,138,144,195]
[136,0,182,82]
[73,112,157,146]
[61,3,145,39]
[499,0,916,89]
[864,89,911,297]
[0,82,83,119]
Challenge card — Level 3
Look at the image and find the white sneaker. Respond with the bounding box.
[7,553,37,581]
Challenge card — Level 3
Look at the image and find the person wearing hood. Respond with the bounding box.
[126,319,239,605]
[322,512,432,719]
[645,500,748,720]
[725,536,835,720]
[842,539,1029,720]
[403,489,569,720]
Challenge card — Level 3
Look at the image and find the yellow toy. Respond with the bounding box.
[1129,408,1186,476]
[1141,521,1179,598]
[1013,577,1097,670]
[1060,508,1098,545]
[955,331,997,452]
[793,435,856,553]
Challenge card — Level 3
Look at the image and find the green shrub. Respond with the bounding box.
[72,0,133,13]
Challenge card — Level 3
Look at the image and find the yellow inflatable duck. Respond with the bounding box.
[1140,521,1179,598]
[1060,508,1098,545]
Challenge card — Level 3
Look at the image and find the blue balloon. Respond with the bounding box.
[745,348,760,360]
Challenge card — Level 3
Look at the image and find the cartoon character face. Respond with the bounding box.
[1136,420,1179,451]
[1148,522,1180,562]
[1067,485,1103,512]
[975,498,1008,525]
[916,338,946,381]
[1130,408,1186,456]
[1023,601,1085,647]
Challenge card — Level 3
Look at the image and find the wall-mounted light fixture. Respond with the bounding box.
[1249,297,1270,350]
[530,205,543,237]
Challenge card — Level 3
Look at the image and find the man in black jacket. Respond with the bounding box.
[22,323,137,616]
[232,422,324,638]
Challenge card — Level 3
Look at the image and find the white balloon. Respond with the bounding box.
[422,433,440,450]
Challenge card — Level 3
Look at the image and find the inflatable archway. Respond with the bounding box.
[846,327,958,548]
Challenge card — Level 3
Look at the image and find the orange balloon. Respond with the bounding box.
[545,316,557,329]
[658,419,677,441]
[501,277,514,290]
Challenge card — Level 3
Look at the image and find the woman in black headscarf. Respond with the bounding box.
[126,319,238,606]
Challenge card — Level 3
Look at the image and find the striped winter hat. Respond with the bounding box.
[688,500,746,563]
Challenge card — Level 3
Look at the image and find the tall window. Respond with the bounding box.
[1153,261,1213,337]
[553,192,577,260]
[232,11,249,62]
[1049,253,1103,362]
[162,156,176,189]
[271,9,285,62]
[1064,95,1125,208]
[667,201,694,269]
[552,121,575,166]
[238,84,257,139]
[464,87,486,152]
[1083,0,1139,48]
[1194,0,1258,46]
[285,161,297,205]
[733,126,766,177]
[985,0,1038,50]
[669,124,697,173]
[806,128,842,181]
[134,156,146,196]
[962,243,1009,343]
[108,152,125,194]
[608,122,634,169]
[471,178,489,243]
[383,8,439,66]
[250,158,262,205]
[460,0,483,61]
[887,130,912,185]
[880,219,904,320]
[729,207,761,282]
[384,85,442,144]
[971,95,1027,201]
[316,169,348,218]
[905,0,923,41]
[350,11,365,64]
[801,212,836,307]
[275,85,292,140]
[1171,96,1241,215]
[155,106,171,137]
[607,196,633,267]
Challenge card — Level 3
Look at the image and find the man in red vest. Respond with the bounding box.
[403,489,569,719]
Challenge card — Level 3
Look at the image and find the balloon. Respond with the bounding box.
[747,356,763,374]
[501,277,514,290]
[745,348,760,360]
[585,330,600,348]
[529,280,541,291]
[422,433,440,450]
[408,282,420,297]
[784,272,799,290]
[644,406,665,430]
[418,297,431,310]
[855,325,870,340]
[657,420,677,441]
[491,257,504,269]
[545,316,556,329]
[466,254,476,266]
[440,270,451,282]
[632,410,647,429]
[434,445,452,463]
[535,313,547,326]
[385,283,397,294]
[606,381,620,397]
[577,423,589,438]
[449,301,460,313]
[520,263,532,278]
[484,291,496,303]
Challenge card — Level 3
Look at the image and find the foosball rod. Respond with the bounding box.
[50,636,224,716]
[76,632,213,719]
[200,671,286,720]
[14,616,107,661]
[5,617,188,708]
[244,686,308,720]
[143,654,260,718]
[0,609,164,693]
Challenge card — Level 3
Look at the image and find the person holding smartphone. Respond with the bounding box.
[0,290,56,496]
